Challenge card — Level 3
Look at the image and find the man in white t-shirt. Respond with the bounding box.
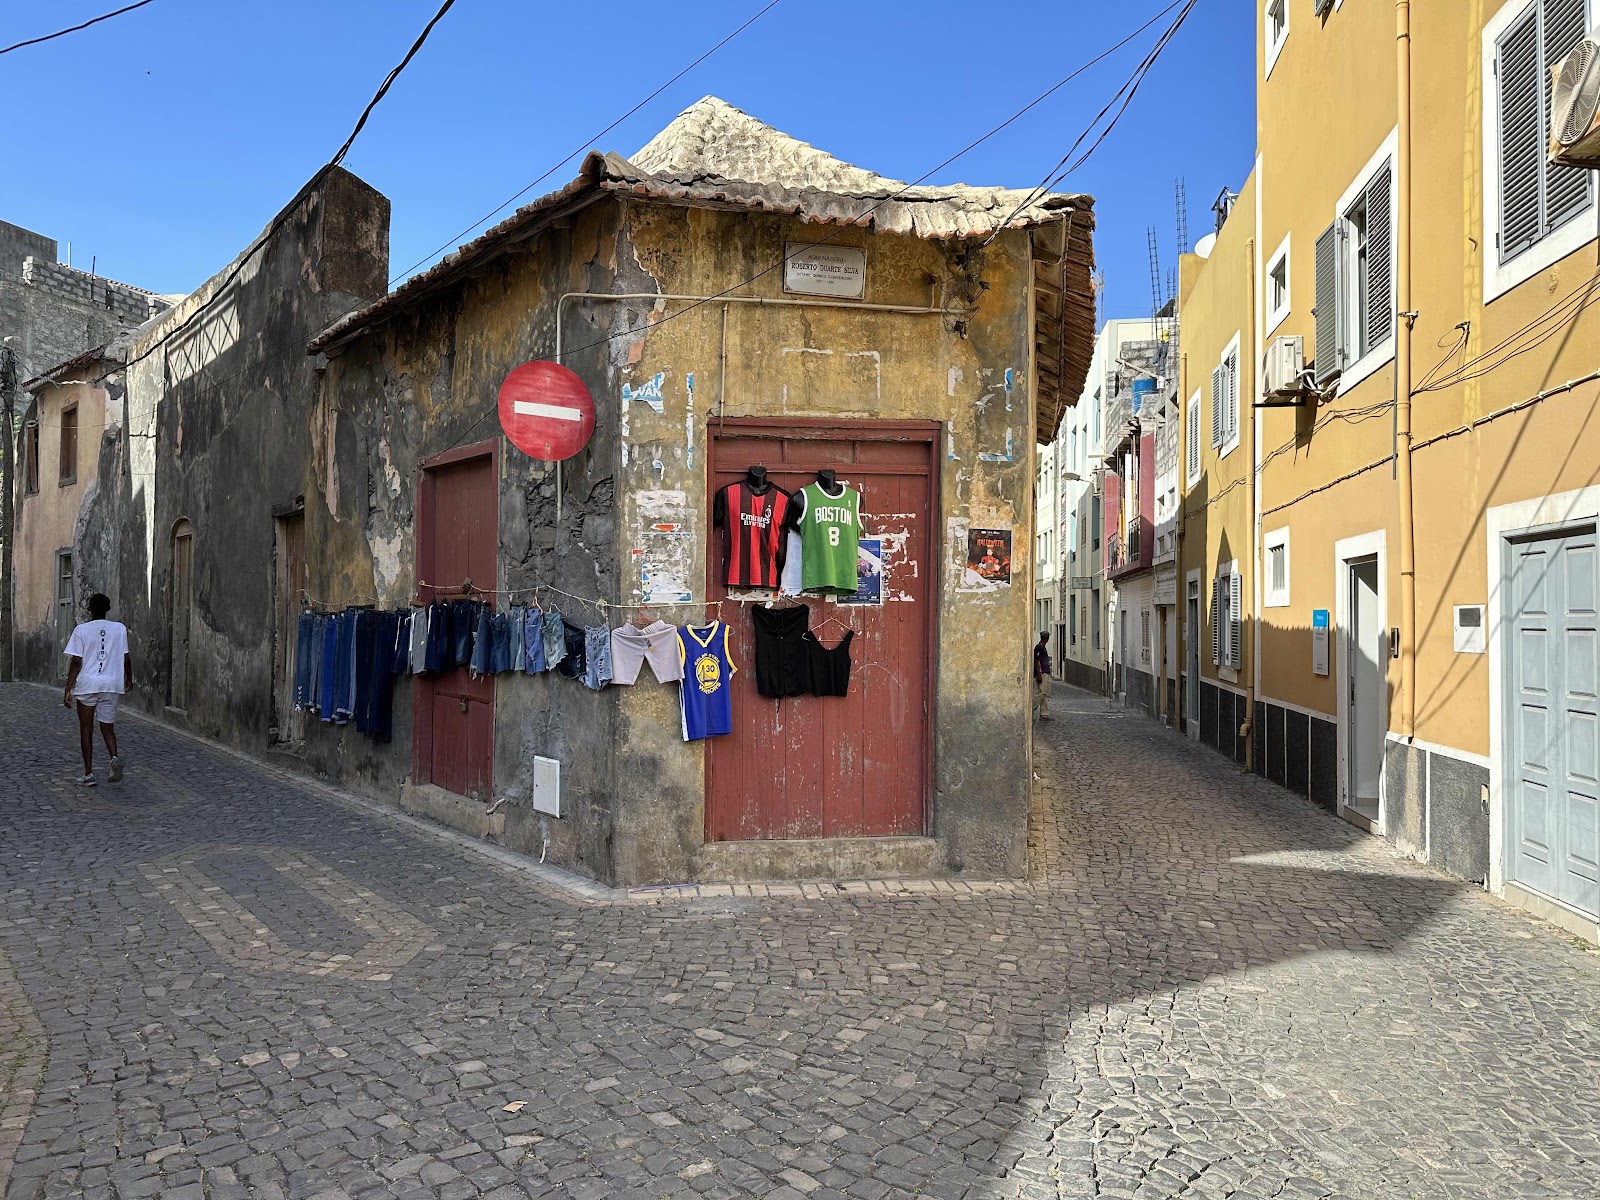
[63,592,131,786]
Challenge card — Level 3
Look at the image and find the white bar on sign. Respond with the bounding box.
[512,401,583,422]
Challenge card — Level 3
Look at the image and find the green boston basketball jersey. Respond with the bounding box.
[795,482,862,593]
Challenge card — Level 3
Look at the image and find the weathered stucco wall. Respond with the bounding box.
[77,168,389,754]
[12,376,110,680]
[313,194,1043,886]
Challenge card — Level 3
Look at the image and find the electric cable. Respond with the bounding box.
[0,0,157,56]
[387,0,787,287]
[105,0,460,384]
[429,0,1194,459]
[980,0,1200,249]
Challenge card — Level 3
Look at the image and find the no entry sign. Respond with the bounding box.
[497,361,595,461]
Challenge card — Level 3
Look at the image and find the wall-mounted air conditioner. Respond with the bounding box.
[1551,33,1600,168]
[1262,335,1305,398]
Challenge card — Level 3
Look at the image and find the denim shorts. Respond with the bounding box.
[542,609,567,670]
[583,626,614,690]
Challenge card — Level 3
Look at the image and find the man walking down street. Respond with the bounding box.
[63,592,131,786]
[1033,630,1053,722]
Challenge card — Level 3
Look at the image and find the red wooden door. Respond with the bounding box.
[706,421,935,841]
[415,444,497,799]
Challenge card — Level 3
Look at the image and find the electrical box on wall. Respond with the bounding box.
[532,756,562,817]
[1453,605,1486,654]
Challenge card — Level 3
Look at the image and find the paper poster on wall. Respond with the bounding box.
[836,538,883,606]
[631,524,694,604]
[966,528,1012,586]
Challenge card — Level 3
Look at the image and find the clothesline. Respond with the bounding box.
[415,578,809,614]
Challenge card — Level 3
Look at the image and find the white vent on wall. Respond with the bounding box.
[532,756,562,817]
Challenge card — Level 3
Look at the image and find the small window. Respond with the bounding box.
[1210,342,1241,455]
[1264,0,1288,77]
[1265,235,1291,333]
[58,404,78,486]
[1070,596,1078,645]
[1092,494,1101,550]
[24,420,40,494]
[1092,588,1102,650]
[1186,388,1201,485]
[1141,610,1151,661]
[1212,567,1243,669]
[1264,528,1290,607]
[1314,141,1395,387]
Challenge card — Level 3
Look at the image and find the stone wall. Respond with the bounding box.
[0,219,167,380]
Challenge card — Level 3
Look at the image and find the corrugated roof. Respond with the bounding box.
[310,97,1091,356]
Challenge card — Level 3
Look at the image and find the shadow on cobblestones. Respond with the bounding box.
[1,683,1598,1200]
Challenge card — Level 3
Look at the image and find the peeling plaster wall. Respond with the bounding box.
[78,168,390,755]
[311,203,630,882]
[606,202,1037,882]
[315,196,1041,887]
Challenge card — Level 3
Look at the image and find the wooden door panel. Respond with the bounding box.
[416,448,496,797]
[706,426,933,842]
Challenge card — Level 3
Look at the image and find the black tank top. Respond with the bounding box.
[802,629,853,697]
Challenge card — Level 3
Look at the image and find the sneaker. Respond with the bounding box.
[79,773,97,787]
[109,757,124,783]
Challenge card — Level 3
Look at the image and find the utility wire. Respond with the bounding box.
[981,0,1199,248]
[106,0,460,384]
[0,0,156,56]
[387,0,786,287]
[432,0,1193,459]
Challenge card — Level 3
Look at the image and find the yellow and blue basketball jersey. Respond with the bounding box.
[678,621,737,740]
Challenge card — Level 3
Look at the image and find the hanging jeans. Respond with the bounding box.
[489,612,513,674]
[450,599,477,667]
[524,606,546,673]
[293,611,315,709]
[470,607,492,677]
[425,601,450,673]
[542,608,568,671]
[583,626,613,691]
[510,608,526,673]
[319,614,339,722]
[409,605,429,673]
[353,611,377,734]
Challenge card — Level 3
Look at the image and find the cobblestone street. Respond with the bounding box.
[2,682,1599,1200]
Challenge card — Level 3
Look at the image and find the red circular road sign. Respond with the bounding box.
[497,361,596,461]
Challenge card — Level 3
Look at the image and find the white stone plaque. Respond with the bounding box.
[783,243,867,299]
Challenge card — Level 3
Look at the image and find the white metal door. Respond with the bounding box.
[1348,557,1383,813]
[1508,529,1600,918]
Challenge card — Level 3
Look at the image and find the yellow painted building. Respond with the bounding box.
[1179,0,1600,942]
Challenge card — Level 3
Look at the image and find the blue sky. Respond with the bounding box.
[0,0,1254,324]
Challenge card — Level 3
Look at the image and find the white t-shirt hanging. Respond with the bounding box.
[65,619,129,693]
[778,529,804,596]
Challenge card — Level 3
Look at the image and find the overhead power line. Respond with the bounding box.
[388,0,787,287]
[0,0,157,57]
[110,0,460,384]
[433,1,1191,459]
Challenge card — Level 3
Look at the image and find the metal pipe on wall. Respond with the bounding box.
[1243,236,1258,765]
[1395,0,1417,739]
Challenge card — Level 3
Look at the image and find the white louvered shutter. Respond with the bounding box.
[1228,571,1243,669]
[1187,395,1201,480]
[1210,365,1225,448]
[1544,0,1594,230]
[1225,352,1239,445]
[1362,165,1393,357]
[1498,8,1544,262]
[1313,221,1342,383]
[1211,577,1222,665]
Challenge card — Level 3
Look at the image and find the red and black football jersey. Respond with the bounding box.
[713,481,793,589]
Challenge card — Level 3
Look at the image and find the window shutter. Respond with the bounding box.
[1210,365,1225,448]
[1362,165,1393,356]
[1225,352,1239,444]
[1313,221,1341,383]
[1211,577,1222,666]
[1228,571,1243,669]
[1498,8,1543,262]
[1187,396,1201,480]
[1544,0,1594,230]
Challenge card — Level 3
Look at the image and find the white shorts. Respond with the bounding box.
[74,691,120,724]
[610,620,684,684]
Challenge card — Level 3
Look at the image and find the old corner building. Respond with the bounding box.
[19,98,1097,889]
[1165,0,1600,944]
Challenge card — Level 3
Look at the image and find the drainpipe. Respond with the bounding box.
[1176,349,1188,730]
[1395,0,1418,740]
[1242,237,1258,768]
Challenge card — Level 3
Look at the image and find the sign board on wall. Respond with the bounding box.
[783,243,867,299]
[1312,608,1330,676]
[1153,572,1177,606]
